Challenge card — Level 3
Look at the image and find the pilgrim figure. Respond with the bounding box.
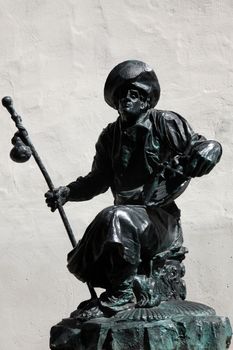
[45,60,222,313]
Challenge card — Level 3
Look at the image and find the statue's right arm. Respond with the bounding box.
[45,126,113,211]
[67,126,113,201]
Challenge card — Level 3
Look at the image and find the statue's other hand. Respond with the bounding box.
[45,186,70,212]
[187,140,222,178]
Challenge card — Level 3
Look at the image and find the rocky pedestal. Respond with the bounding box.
[50,300,232,350]
[50,254,232,350]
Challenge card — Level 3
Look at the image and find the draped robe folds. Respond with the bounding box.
[66,109,220,288]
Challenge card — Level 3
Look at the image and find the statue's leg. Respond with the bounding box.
[67,204,186,312]
[67,205,154,312]
[135,205,188,307]
[139,205,183,262]
[98,245,137,314]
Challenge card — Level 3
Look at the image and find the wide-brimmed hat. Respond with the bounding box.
[104,60,160,109]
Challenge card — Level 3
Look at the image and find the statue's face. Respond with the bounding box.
[118,88,148,125]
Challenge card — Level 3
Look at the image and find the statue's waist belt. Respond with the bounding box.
[114,186,144,205]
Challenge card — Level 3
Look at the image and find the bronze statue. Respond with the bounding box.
[3,61,231,349]
[45,60,221,315]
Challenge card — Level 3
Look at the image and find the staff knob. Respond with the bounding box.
[2,96,13,108]
[2,96,17,117]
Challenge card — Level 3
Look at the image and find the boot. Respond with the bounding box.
[99,277,135,315]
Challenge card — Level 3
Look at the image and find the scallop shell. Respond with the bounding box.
[114,300,216,322]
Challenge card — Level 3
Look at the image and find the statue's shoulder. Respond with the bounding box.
[104,120,117,132]
[97,120,117,145]
[101,120,117,136]
[150,109,190,137]
[150,109,185,125]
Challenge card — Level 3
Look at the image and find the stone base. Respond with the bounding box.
[50,301,232,350]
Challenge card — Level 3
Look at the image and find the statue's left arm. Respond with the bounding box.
[155,110,222,178]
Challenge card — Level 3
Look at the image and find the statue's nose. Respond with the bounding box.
[125,91,132,100]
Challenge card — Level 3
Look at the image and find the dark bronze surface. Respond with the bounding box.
[63,61,222,313]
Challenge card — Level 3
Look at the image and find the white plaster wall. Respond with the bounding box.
[0,0,232,348]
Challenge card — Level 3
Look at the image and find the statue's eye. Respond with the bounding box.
[129,90,139,99]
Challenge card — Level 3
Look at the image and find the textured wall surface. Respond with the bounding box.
[0,0,232,349]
